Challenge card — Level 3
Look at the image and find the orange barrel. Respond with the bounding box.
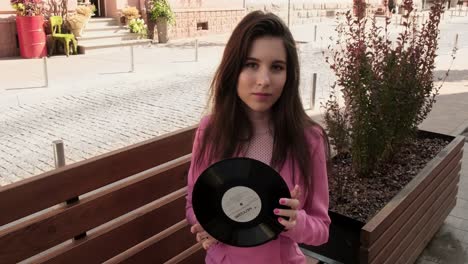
[16,15,47,58]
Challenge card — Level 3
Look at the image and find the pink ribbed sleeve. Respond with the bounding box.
[185,117,209,225]
[281,127,331,246]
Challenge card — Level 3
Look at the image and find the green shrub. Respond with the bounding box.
[148,0,175,24]
[129,18,148,38]
[323,0,456,176]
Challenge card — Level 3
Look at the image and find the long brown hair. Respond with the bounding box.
[197,11,328,191]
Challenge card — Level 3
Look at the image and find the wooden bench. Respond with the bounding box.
[0,124,321,264]
[0,125,204,263]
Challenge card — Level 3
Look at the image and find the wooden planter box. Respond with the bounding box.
[302,131,465,264]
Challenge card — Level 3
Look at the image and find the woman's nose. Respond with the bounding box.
[256,69,271,87]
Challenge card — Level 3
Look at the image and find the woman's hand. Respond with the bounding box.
[191,223,219,250]
[275,185,301,230]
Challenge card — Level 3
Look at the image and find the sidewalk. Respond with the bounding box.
[416,52,468,264]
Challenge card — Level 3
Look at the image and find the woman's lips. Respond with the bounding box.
[252,93,271,101]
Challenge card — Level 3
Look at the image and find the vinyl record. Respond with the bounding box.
[192,157,291,247]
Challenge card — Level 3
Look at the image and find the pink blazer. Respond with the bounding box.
[186,116,330,264]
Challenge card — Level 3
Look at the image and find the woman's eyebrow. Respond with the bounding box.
[246,57,286,65]
[272,60,287,65]
[245,57,259,62]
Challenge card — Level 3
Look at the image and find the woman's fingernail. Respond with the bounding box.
[274,209,280,214]
[278,217,283,223]
[280,199,286,204]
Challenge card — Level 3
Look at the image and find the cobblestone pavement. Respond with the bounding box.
[0,18,339,185]
[0,13,467,187]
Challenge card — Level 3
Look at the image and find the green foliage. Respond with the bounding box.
[10,0,44,16]
[148,0,175,24]
[129,18,148,38]
[323,0,455,176]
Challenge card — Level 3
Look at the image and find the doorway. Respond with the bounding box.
[90,0,106,17]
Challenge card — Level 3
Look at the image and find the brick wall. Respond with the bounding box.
[0,16,19,58]
[246,2,354,26]
[169,9,245,39]
[164,1,355,40]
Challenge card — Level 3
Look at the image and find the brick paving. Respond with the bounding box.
[0,19,341,185]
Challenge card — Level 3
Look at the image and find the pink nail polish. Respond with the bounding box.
[274,209,279,214]
[278,217,282,223]
[280,199,285,204]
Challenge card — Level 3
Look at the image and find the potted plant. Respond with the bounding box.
[120,6,140,25]
[148,0,175,43]
[66,4,94,37]
[128,18,148,39]
[301,0,463,263]
[11,0,47,58]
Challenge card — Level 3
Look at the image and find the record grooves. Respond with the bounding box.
[192,157,291,247]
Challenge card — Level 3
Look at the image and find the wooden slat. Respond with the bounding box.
[0,125,196,226]
[0,157,191,263]
[165,243,205,264]
[361,137,464,244]
[406,198,457,264]
[365,164,459,263]
[35,189,188,264]
[361,156,462,262]
[396,192,457,264]
[383,184,458,264]
[104,220,197,264]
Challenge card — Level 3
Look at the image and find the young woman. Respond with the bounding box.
[185,11,330,264]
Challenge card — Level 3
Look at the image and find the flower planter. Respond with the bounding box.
[155,18,168,43]
[302,130,465,264]
[16,15,47,58]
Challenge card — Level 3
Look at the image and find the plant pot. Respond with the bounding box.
[120,16,127,25]
[16,15,48,58]
[302,130,464,264]
[155,18,169,43]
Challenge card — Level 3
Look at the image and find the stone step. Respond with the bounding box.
[84,25,126,32]
[77,32,139,41]
[86,17,120,28]
[78,38,152,54]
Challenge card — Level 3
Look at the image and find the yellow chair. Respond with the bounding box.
[50,16,78,56]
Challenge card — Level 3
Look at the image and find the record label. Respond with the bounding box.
[221,186,262,223]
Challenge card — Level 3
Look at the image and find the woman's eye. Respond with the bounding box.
[244,62,257,69]
[272,65,285,71]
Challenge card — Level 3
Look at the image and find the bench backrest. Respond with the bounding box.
[0,125,204,263]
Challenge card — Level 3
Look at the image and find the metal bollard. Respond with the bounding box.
[53,140,87,240]
[53,140,65,168]
[129,45,135,73]
[43,57,48,88]
[195,39,199,62]
[311,73,317,110]
[314,25,317,42]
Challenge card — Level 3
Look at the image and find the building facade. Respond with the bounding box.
[1,0,461,58]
